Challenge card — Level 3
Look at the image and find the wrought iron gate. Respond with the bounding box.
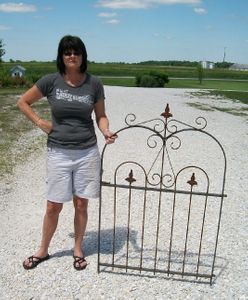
[97,104,227,284]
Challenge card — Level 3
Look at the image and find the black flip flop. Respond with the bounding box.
[73,255,87,270]
[23,254,50,270]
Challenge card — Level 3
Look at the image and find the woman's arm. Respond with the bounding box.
[17,85,52,134]
[94,99,117,144]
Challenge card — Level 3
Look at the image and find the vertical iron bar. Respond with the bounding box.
[210,195,225,284]
[168,184,177,274]
[182,187,193,276]
[140,179,148,272]
[196,192,209,278]
[153,192,162,273]
[97,180,102,273]
[111,181,117,270]
[126,183,132,271]
[97,159,105,273]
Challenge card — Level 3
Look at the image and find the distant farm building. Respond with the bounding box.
[10,65,26,77]
[200,61,215,69]
[229,63,248,71]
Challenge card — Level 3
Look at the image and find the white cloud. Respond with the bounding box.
[105,19,120,24]
[98,12,117,17]
[194,7,207,14]
[0,25,11,30]
[98,11,119,24]
[96,0,202,9]
[97,0,150,9]
[0,3,36,13]
[157,0,201,4]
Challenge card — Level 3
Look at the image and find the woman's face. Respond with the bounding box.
[62,49,83,71]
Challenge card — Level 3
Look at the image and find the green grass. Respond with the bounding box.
[187,103,215,112]
[0,95,50,178]
[101,77,135,87]
[89,63,248,80]
[190,90,248,105]
[188,101,248,117]
[188,89,248,117]
[0,87,26,95]
[100,77,248,93]
[208,90,248,104]
[167,78,248,91]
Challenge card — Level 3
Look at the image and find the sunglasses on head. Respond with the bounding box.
[63,51,81,56]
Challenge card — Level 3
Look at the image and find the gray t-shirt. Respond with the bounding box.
[36,72,105,149]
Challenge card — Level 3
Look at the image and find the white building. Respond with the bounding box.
[10,65,26,77]
[229,63,248,71]
[200,61,215,69]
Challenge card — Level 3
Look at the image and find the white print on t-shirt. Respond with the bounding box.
[55,89,93,105]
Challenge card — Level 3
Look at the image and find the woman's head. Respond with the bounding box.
[56,35,87,74]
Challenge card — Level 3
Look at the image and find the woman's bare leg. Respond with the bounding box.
[73,196,88,268]
[23,201,63,267]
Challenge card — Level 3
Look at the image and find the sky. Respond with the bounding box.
[0,0,247,63]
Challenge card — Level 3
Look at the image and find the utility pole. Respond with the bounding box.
[223,47,226,62]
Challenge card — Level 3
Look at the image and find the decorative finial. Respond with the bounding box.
[161,103,173,119]
[187,173,197,186]
[125,170,136,184]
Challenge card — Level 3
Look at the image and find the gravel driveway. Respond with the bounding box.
[0,87,247,299]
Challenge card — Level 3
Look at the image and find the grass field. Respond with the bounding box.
[2,61,248,80]
[167,78,248,91]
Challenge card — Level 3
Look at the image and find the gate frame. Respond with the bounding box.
[97,104,227,285]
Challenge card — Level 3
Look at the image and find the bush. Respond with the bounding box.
[136,71,169,87]
[11,75,27,87]
[139,75,158,87]
[0,71,12,87]
[26,73,41,84]
[0,73,28,87]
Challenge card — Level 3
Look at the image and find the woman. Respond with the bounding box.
[18,35,117,270]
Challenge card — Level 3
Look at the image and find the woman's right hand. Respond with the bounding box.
[37,119,52,134]
[103,129,118,144]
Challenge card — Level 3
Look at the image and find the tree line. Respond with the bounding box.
[0,38,232,68]
[136,60,233,69]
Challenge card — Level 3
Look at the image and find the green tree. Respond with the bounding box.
[136,71,169,88]
[0,39,6,62]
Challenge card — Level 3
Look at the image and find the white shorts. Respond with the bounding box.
[46,145,101,203]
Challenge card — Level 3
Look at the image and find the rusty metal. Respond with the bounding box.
[97,103,227,285]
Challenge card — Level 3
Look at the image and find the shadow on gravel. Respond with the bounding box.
[52,249,73,258]
[52,227,228,284]
[61,227,138,257]
[85,227,137,257]
[51,227,132,258]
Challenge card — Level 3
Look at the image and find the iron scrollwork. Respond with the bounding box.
[123,104,208,189]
